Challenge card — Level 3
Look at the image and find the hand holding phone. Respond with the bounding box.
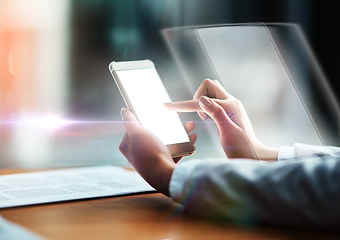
[109,59,195,157]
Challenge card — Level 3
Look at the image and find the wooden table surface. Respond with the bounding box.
[0,169,338,240]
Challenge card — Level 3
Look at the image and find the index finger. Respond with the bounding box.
[164,100,203,112]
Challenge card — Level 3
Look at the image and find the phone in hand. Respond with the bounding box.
[109,59,195,157]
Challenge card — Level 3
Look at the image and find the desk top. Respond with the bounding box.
[0,169,337,240]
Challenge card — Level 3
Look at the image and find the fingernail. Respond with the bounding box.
[121,108,128,118]
[199,96,212,108]
[198,112,208,121]
[163,102,172,109]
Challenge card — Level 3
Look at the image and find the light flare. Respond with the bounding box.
[38,114,68,130]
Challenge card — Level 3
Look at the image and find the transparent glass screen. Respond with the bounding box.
[196,25,323,146]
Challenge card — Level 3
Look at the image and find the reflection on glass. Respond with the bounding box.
[196,25,322,146]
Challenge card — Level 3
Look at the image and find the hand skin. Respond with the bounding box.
[119,79,277,196]
[165,79,278,161]
[119,108,197,196]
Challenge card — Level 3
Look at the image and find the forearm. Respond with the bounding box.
[170,155,340,229]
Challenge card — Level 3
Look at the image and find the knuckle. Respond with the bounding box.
[203,78,214,87]
[119,142,127,153]
[203,78,211,84]
[232,98,242,107]
[228,98,241,106]
[210,104,226,119]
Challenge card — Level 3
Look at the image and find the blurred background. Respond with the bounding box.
[0,0,339,168]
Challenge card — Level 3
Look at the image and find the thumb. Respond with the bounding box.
[121,108,142,134]
[198,96,233,135]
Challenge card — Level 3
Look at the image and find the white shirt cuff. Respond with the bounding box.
[278,143,336,161]
[278,146,296,161]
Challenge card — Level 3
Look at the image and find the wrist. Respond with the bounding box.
[154,161,175,196]
[143,153,175,196]
[256,144,279,161]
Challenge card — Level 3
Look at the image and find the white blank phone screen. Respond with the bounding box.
[117,68,190,145]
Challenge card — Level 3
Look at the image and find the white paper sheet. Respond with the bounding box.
[0,166,155,208]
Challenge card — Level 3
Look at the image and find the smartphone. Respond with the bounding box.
[109,59,195,157]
